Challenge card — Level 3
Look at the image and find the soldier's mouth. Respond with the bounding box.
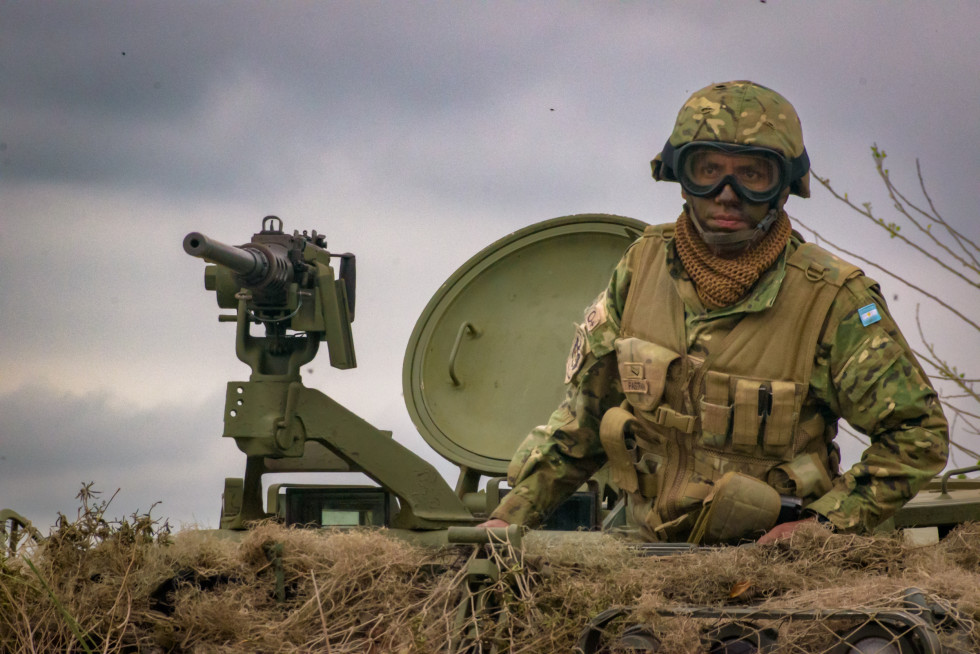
[709,214,749,231]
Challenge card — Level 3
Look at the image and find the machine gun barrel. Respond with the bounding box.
[183,232,268,280]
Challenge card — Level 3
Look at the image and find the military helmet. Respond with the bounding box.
[652,81,810,199]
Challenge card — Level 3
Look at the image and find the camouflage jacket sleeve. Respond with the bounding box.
[489,246,638,526]
[805,276,949,533]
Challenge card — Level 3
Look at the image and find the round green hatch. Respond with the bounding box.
[403,214,647,476]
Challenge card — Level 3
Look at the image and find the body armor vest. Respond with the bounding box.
[601,224,861,541]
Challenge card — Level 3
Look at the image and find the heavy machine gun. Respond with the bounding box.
[183,215,356,369]
[184,216,474,532]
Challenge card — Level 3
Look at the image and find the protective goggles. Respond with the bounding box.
[672,142,790,204]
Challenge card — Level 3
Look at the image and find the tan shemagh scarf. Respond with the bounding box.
[674,208,792,310]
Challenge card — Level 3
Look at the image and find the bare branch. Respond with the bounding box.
[915,308,980,406]
[814,149,978,467]
[939,398,980,423]
[945,418,980,459]
[838,423,870,447]
[874,157,979,277]
[810,171,979,289]
[916,158,980,266]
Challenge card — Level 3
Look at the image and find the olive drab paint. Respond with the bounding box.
[184,217,473,531]
[402,215,648,478]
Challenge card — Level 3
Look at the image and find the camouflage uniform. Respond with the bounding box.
[489,226,949,536]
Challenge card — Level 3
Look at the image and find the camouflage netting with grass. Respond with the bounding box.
[3,491,980,652]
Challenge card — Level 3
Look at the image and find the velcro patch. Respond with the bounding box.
[858,303,881,327]
[623,378,649,394]
[564,325,588,384]
[584,292,608,333]
[622,362,644,379]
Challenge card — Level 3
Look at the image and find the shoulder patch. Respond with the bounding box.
[564,324,589,384]
[858,303,881,327]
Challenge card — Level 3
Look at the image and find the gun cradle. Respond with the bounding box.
[220,379,473,530]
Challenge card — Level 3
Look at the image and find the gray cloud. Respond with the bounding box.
[4,2,977,225]
[0,384,238,529]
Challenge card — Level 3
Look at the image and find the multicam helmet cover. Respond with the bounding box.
[652,80,810,199]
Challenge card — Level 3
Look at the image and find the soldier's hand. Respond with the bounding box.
[757,517,817,545]
[476,518,510,529]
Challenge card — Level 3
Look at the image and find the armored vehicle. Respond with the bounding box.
[6,214,974,652]
[175,215,980,653]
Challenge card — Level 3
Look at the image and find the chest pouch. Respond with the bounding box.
[700,371,732,449]
[599,406,641,494]
[614,337,681,414]
[764,380,799,458]
[729,378,801,458]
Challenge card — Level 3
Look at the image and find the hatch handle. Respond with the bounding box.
[940,464,980,496]
[448,322,480,387]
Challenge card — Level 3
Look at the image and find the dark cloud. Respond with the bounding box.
[5,1,976,220]
[0,3,565,197]
[0,3,708,208]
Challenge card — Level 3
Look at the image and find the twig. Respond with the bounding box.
[915,158,980,266]
[310,570,333,654]
[23,557,95,654]
[838,424,870,448]
[871,152,978,276]
[914,308,980,406]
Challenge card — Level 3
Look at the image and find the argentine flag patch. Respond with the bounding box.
[858,303,881,327]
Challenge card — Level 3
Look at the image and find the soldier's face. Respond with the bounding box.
[681,185,789,257]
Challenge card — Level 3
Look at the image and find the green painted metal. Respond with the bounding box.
[1,509,42,556]
[403,214,647,476]
[890,465,980,530]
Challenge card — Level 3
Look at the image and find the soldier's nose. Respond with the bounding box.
[714,184,739,204]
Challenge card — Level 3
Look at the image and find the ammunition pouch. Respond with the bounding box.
[599,405,641,494]
[688,471,781,545]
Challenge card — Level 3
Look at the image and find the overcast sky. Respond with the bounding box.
[2,1,979,531]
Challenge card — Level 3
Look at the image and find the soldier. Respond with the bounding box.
[480,80,948,544]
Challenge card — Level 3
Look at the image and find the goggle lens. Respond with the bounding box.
[677,144,786,202]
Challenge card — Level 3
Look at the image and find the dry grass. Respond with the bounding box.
[4,489,980,653]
